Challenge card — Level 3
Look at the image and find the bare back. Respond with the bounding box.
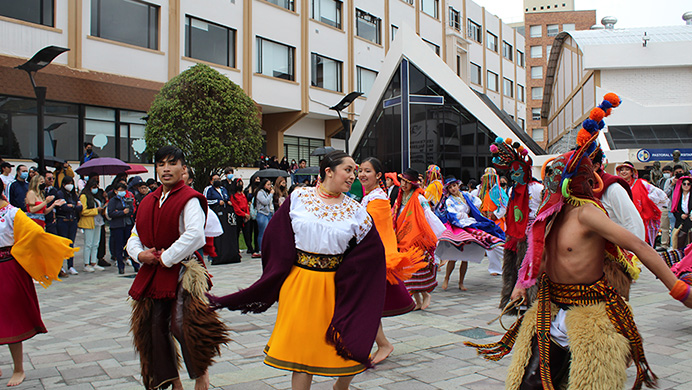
[544,204,606,284]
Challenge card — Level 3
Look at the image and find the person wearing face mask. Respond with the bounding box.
[24,174,63,228]
[80,142,99,165]
[79,178,106,272]
[55,176,83,275]
[221,167,234,193]
[273,176,287,212]
[204,173,240,265]
[230,178,254,255]
[8,165,30,211]
[108,182,137,274]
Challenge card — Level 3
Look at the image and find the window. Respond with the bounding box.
[266,0,294,11]
[529,25,542,38]
[356,9,381,44]
[391,25,398,40]
[456,55,461,76]
[185,16,236,68]
[311,0,342,29]
[119,110,148,163]
[467,19,482,43]
[85,106,117,158]
[531,66,543,79]
[503,78,513,97]
[563,23,575,31]
[356,66,377,97]
[486,31,498,52]
[531,87,543,100]
[448,7,460,31]
[531,107,541,120]
[311,53,342,92]
[517,84,525,102]
[256,37,295,80]
[532,128,544,142]
[547,24,559,36]
[530,45,542,58]
[421,0,438,19]
[423,39,440,56]
[90,0,159,50]
[470,63,481,85]
[518,118,525,130]
[401,0,413,4]
[502,41,513,60]
[284,136,324,167]
[0,0,53,27]
[517,50,525,67]
[487,71,498,92]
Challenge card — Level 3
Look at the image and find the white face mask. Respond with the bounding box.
[663,173,671,179]
[64,184,74,192]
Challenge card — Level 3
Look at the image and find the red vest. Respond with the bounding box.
[128,181,207,300]
[597,170,633,200]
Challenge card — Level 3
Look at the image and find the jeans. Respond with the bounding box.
[83,227,101,266]
[56,218,77,268]
[110,227,127,271]
[256,212,273,252]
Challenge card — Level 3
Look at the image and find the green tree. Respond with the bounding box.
[145,64,262,191]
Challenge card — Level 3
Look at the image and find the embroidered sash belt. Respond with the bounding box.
[295,250,343,271]
[0,246,13,262]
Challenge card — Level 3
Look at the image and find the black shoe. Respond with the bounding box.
[118,269,125,275]
[98,258,112,267]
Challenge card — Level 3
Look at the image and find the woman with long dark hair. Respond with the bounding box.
[55,176,82,275]
[209,150,386,390]
[672,176,692,249]
[230,178,253,255]
[78,178,106,272]
[358,157,425,365]
[245,176,261,257]
[254,178,274,255]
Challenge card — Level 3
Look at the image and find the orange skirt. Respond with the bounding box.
[264,265,365,376]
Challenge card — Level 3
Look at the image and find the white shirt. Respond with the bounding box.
[600,184,645,241]
[1,174,13,201]
[642,181,669,210]
[361,187,388,208]
[445,195,478,228]
[290,187,372,255]
[127,196,206,268]
[0,204,18,247]
[528,182,544,219]
[682,192,690,214]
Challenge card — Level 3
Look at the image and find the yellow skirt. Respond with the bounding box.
[264,265,366,376]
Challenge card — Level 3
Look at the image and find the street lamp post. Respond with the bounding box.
[15,46,70,173]
[329,91,363,154]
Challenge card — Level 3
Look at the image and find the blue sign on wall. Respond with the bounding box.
[637,148,692,163]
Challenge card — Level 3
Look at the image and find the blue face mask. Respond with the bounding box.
[227,174,234,180]
[19,171,29,180]
[91,188,98,195]
[117,191,127,198]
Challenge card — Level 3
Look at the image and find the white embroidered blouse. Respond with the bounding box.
[361,187,388,208]
[289,187,372,255]
[0,204,18,247]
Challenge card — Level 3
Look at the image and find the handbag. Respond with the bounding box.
[249,196,258,220]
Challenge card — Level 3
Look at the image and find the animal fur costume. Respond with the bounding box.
[468,94,660,390]
[489,138,539,313]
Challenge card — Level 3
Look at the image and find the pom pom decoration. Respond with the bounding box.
[582,119,598,131]
[518,146,525,153]
[496,137,504,143]
[599,100,613,111]
[505,138,513,145]
[597,120,606,130]
[513,142,521,149]
[589,107,606,123]
[492,157,501,164]
[521,149,529,156]
[577,128,592,147]
[603,92,621,108]
[489,144,499,153]
[604,108,613,117]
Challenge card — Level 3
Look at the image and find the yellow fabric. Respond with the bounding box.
[424,181,443,205]
[78,194,99,229]
[264,265,365,376]
[55,166,74,190]
[366,198,425,284]
[11,209,78,288]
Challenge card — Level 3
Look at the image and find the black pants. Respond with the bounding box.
[237,217,255,254]
[520,336,571,390]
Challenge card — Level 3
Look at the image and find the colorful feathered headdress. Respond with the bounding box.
[490,138,532,186]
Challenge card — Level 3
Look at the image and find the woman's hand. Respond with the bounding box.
[46,195,55,202]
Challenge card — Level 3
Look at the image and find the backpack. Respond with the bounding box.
[249,196,258,220]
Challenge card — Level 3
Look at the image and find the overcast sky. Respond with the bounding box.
[471,0,692,28]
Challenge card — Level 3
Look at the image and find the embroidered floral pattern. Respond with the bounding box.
[296,250,344,270]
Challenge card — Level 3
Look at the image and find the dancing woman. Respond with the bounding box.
[392,169,446,310]
[435,178,505,291]
[208,151,386,390]
[358,157,425,365]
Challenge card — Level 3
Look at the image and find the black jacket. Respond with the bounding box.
[107,195,134,229]
[55,189,82,221]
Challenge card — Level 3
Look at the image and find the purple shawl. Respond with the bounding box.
[207,196,387,367]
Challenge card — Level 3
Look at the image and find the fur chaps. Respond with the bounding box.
[500,239,536,314]
[505,303,630,390]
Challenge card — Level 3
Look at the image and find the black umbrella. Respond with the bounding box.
[294,167,320,176]
[251,168,290,180]
[32,155,65,166]
[310,146,338,156]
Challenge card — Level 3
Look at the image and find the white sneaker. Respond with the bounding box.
[84,265,95,273]
[92,264,105,271]
[68,267,79,275]
[126,259,132,266]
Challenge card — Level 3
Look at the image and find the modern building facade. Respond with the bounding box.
[523,1,595,146]
[0,0,526,167]
[540,23,692,159]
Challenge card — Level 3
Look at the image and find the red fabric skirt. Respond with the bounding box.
[383,277,415,317]
[0,257,47,344]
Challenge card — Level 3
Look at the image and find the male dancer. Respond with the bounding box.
[126,146,229,390]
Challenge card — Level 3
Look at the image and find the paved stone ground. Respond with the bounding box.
[2,250,691,389]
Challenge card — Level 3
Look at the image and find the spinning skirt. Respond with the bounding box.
[436,224,504,263]
[383,277,415,317]
[404,257,438,294]
[0,257,47,344]
[264,265,365,376]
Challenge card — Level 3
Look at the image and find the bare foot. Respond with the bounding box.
[372,344,394,365]
[458,284,468,291]
[421,292,431,310]
[195,371,210,390]
[7,371,25,387]
[490,273,500,276]
[441,279,449,290]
